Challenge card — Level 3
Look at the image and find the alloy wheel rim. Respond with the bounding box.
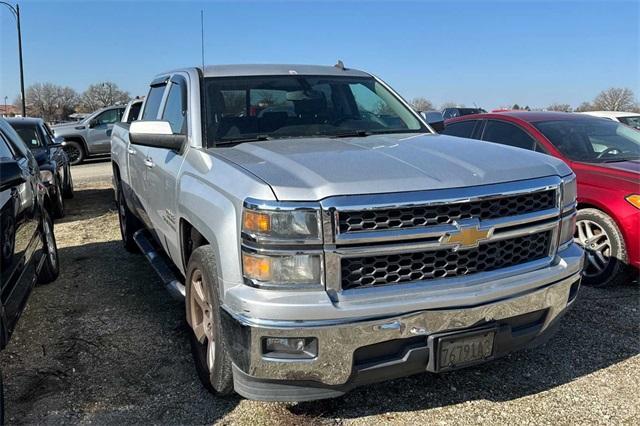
[574,219,611,277]
[66,147,80,162]
[189,269,216,371]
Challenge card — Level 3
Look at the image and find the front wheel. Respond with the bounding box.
[186,246,234,396]
[574,208,631,287]
[63,141,84,166]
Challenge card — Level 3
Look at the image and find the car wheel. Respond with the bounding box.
[186,245,234,396]
[37,209,60,284]
[116,182,141,253]
[63,166,74,199]
[51,178,65,219]
[574,208,631,287]
[64,141,84,166]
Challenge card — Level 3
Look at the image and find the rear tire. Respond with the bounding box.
[64,141,84,166]
[37,209,60,284]
[574,208,632,288]
[186,245,234,396]
[51,178,65,219]
[63,166,74,199]
[116,182,141,253]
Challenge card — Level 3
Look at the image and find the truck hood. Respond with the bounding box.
[51,121,87,135]
[214,133,572,201]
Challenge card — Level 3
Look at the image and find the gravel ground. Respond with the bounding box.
[1,171,638,425]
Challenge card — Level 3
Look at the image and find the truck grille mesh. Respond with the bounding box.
[341,231,552,290]
[338,190,556,233]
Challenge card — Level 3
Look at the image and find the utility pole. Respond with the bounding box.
[3,96,7,115]
[1,2,26,117]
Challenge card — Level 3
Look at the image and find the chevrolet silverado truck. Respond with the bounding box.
[110,64,584,401]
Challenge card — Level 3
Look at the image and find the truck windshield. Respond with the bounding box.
[204,75,427,144]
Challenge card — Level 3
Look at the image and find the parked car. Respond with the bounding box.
[442,107,486,120]
[111,64,582,402]
[420,111,445,132]
[443,111,639,287]
[51,105,126,165]
[580,111,640,130]
[0,117,60,423]
[7,117,74,218]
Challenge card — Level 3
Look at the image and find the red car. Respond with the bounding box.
[443,111,639,287]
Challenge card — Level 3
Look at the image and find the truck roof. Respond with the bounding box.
[200,64,371,78]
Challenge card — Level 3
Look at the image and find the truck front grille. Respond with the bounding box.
[338,189,556,234]
[340,231,552,290]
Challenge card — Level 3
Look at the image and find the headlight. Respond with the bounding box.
[242,251,322,288]
[39,170,54,184]
[558,174,578,249]
[560,173,577,212]
[242,205,321,243]
[625,194,640,209]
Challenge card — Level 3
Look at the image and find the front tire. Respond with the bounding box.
[574,208,631,287]
[37,209,60,284]
[116,182,141,253]
[185,245,234,396]
[64,141,85,166]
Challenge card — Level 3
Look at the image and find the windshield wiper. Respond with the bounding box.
[331,130,372,138]
[215,135,272,145]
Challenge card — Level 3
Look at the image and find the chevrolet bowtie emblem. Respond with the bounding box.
[442,219,493,250]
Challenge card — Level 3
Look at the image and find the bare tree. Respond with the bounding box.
[409,97,434,112]
[547,103,572,112]
[80,82,130,112]
[592,88,636,111]
[574,102,594,112]
[20,83,79,121]
[441,102,463,109]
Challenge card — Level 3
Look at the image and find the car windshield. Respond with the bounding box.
[618,115,640,130]
[534,118,640,163]
[12,124,43,149]
[204,75,427,144]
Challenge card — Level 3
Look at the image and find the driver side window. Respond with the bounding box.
[94,109,120,126]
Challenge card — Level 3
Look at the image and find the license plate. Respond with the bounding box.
[437,331,495,370]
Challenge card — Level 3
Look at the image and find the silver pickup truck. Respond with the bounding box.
[110,64,584,401]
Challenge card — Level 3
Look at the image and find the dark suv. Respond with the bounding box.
[0,118,60,423]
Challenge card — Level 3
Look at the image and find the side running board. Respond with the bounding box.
[133,229,186,300]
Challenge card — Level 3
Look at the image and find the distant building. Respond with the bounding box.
[0,104,19,117]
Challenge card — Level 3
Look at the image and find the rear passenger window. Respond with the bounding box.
[482,120,536,150]
[162,80,187,134]
[442,121,477,139]
[142,85,166,120]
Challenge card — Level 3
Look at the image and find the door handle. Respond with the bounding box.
[143,158,155,168]
[127,147,136,155]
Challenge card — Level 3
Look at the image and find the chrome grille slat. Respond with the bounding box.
[338,190,556,234]
[341,232,552,290]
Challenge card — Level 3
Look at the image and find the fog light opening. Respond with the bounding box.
[262,337,318,360]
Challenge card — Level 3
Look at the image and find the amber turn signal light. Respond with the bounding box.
[625,194,640,209]
[243,210,271,233]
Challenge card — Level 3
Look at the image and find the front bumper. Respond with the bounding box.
[222,266,582,399]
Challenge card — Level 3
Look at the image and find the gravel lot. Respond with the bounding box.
[1,163,638,425]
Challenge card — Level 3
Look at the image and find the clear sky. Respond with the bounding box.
[1,0,638,110]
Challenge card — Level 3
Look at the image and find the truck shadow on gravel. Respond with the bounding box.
[55,187,116,225]
[290,284,640,420]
